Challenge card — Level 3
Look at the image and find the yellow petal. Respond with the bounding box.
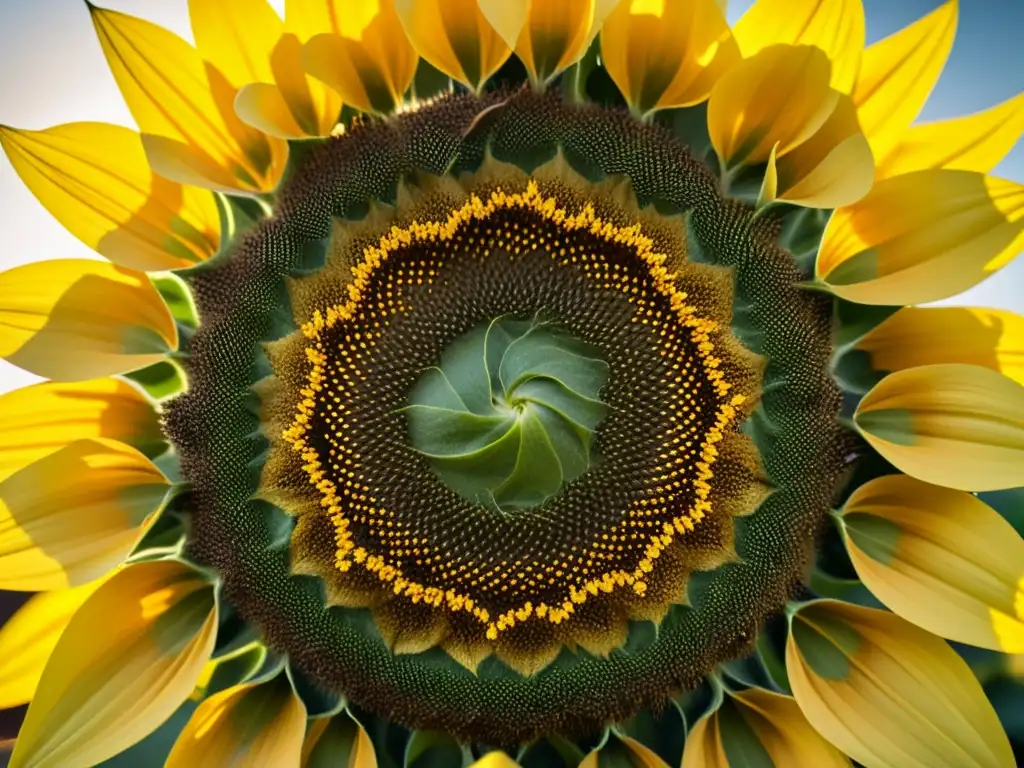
[854,364,1024,492]
[788,601,1014,768]
[816,170,1024,305]
[90,5,287,193]
[680,712,729,768]
[0,123,220,271]
[581,735,669,768]
[0,576,107,709]
[301,0,419,115]
[877,91,1024,180]
[189,0,281,88]
[235,82,310,139]
[841,474,1024,653]
[682,690,850,767]
[167,674,307,767]
[469,754,520,768]
[302,711,378,767]
[0,378,163,483]
[600,0,741,114]
[499,0,601,84]
[708,45,839,169]
[0,259,177,381]
[732,0,865,94]
[770,95,875,208]
[9,560,217,768]
[857,307,1024,387]
[476,0,529,50]
[276,2,347,136]
[853,0,957,164]
[730,688,851,767]
[519,0,594,84]
[0,437,169,591]
[395,0,511,91]
[192,0,340,139]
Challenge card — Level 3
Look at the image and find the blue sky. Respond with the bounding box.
[0,0,1022,392]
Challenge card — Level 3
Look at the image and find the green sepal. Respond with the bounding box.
[404,730,473,768]
[830,299,900,393]
[207,643,267,697]
[95,698,199,768]
[674,676,724,735]
[151,273,198,328]
[565,37,601,104]
[809,567,884,610]
[720,650,779,692]
[412,59,452,102]
[978,487,1024,536]
[130,506,185,556]
[660,102,714,165]
[215,191,269,244]
[287,657,345,717]
[305,709,378,768]
[618,705,686,767]
[983,676,1024,745]
[755,622,791,694]
[787,603,862,682]
[212,602,262,659]
[123,359,186,401]
[717,697,776,768]
[517,735,586,768]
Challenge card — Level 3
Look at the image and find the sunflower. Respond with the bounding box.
[1,0,1024,766]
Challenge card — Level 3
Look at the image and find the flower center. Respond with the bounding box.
[405,315,609,511]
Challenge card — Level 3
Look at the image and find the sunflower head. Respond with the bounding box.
[2,1,1024,767]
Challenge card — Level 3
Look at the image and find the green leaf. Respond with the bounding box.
[122,359,186,401]
[150,273,197,328]
[405,316,609,510]
[718,699,776,768]
[404,730,470,768]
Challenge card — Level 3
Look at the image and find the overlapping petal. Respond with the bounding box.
[600,0,740,114]
[0,123,220,271]
[478,0,618,84]
[9,560,217,768]
[0,378,163,483]
[195,0,342,139]
[787,601,1014,768]
[580,732,668,767]
[732,0,865,94]
[857,307,1024,387]
[0,576,107,709]
[762,96,874,208]
[395,0,511,91]
[301,711,377,767]
[0,437,168,591]
[840,474,1024,653]
[302,0,419,115]
[682,688,850,767]
[854,364,1024,492]
[708,45,839,169]
[89,4,287,192]
[166,673,306,767]
[816,170,1024,305]
[877,92,1024,179]
[852,0,957,164]
[0,259,177,381]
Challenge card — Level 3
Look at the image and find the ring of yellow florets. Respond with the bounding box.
[281,181,748,643]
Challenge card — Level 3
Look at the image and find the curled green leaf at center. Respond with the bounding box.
[405,315,609,511]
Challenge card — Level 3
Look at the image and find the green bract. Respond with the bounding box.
[405,315,609,510]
